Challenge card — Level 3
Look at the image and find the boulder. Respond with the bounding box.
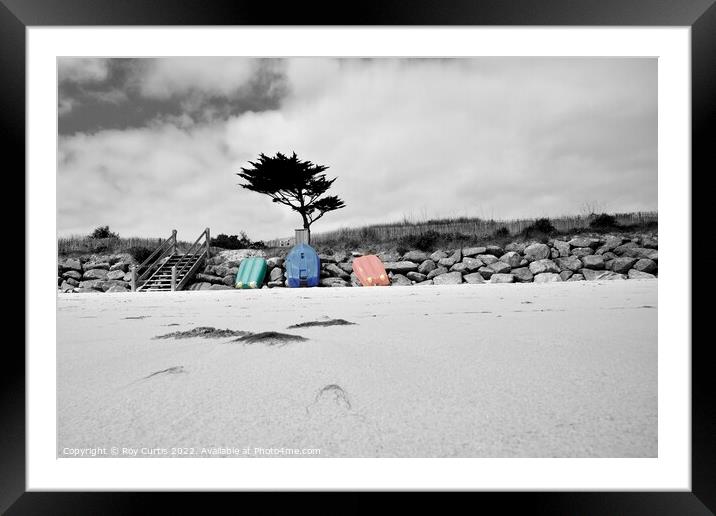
[430,250,448,262]
[60,258,82,272]
[603,235,625,250]
[478,266,494,280]
[109,261,128,272]
[82,261,111,271]
[269,267,284,282]
[640,236,658,249]
[75,287,101,293]
[571,247,594,257]
[628,269,656,279]
[449,262,468,274]
[553,240,571,257]
[195,273,225,285]
[490,273,514,283]
[624,248,658,261]
[390,274,412,287]
[325,263,350,280]
[581,255,605,270]
[432,271,463,285]
[511,267,534,283]
[350,272,362,287]
[418,259,437,275]
[555,256,582,272]
[534,272,562,283]
[559,270,574,281]
[610,257,638,274]
[378,251,401,262]
[613,242,639,255]
[550,248,560,259]
[602,251,618,261]
[106,284,130,293]
[106,269,126,281]
[267,257,284,268]
[62,270,82,281]
[488,261,511,274]
[529,259,560,275]
[64,277,79,287]
[463,272,486,284]
[499,251,522,268]
[402,250,429,263]
[484,245,503,256]
[477,254,498,265]
[82,269,109,281]
[318,253,337,263]
[338,262,354,274]
[567,274,585,282]
[462,257,483,272]
[581,269,626,281]
[504,242,527,253]
[78,279,105,291]
[222,275,235,286]
[321,277,350,287]
[59,281,75,292]
[426,266,449,280]
[208,284,233,290]
[267,280,285,288]
[438,250,462,267]
[633,258,657,273]
[415,279,434,286]
[384,261,419,273]
[524,243,550,261]
[568,237,601,249]
[333,251,348,263]
[462,246,486,257]
[123,271,133,282]
[406,271,427,283]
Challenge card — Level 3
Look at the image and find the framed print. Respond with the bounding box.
[6,0,714,512]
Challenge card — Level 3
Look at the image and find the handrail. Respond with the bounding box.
[136,229,177,283]
[175,228,210,279]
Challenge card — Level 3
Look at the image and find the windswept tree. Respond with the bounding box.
[237,152,346,238]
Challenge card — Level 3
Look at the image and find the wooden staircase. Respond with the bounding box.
[132,228,211,292]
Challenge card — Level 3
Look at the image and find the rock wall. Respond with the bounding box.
[58,233,657,293]
[184,233,658,290]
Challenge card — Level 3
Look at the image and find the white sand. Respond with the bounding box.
[57,280,657,458]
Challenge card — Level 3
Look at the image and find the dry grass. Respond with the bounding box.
[57,235,194,256]
[307,211,658,252]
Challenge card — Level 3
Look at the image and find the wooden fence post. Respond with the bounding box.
[130,265,137,292]
[172,229,177,255]
[205,228,211,259]
[171,266,177,292]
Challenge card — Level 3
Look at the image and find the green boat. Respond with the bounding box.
[235,257,268,289]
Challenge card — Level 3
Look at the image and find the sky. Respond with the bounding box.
[57,57,657,241]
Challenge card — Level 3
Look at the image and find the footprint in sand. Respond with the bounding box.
[143,366,186,379]
[306,384,352,416]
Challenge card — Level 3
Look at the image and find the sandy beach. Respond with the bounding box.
[57,280,657,458]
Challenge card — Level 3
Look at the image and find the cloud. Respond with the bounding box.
[135,57,261,99]
[58,58,657,240]
[58,58,110,83]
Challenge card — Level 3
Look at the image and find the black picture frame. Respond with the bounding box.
[5,0,714,513]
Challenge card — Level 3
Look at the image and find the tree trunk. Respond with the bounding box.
[300,213,311,243]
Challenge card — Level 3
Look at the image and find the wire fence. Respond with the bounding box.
[57,236,193,255]
[308,211,658,244]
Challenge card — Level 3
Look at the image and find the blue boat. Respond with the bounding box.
[285,243,320,288]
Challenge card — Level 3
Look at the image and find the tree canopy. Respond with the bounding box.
[237,152,345,232]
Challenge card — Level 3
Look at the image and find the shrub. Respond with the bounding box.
[533,218,556,234]
[89,225,119,239]
[211,231,264,250]
[397,230,441,252]
[492,226,510,238]
[589,213,618,229]
[127,246,153,264]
